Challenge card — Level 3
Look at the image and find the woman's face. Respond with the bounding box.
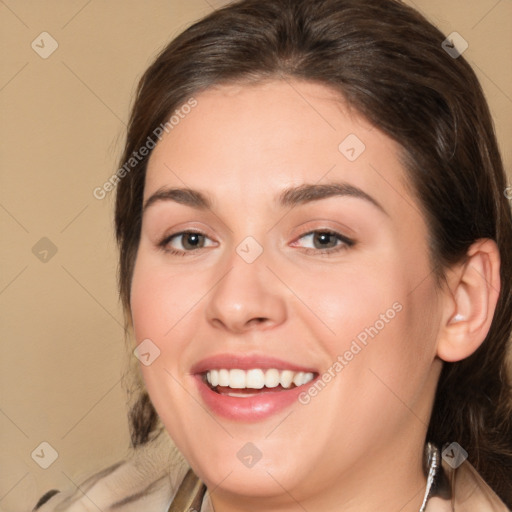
[131,80,444,506]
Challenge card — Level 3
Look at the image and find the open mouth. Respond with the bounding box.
[202,368,317,397]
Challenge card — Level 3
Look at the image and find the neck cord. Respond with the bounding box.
[419,442,441,512]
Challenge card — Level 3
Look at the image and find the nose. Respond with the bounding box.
[204,248,287,334]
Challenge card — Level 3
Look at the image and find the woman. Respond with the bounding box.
[34,0,512,510]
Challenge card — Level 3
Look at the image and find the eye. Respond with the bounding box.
[292,230,355,255]
[158,231,215,255]
[158,229,355,257]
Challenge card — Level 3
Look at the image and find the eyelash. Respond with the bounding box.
[157,229,355,257]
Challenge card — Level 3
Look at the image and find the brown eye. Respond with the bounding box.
[179,232,206,250]
[311,232,339,249]
[295,230,355,254]
[159,231,214,254]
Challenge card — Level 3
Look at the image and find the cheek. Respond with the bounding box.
[300,251,438,390]
[130,282,167,339]
[130,254,204,340]
[129,256,196,431]
[290,255,405,346]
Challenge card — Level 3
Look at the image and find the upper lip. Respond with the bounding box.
[190,353,318,375]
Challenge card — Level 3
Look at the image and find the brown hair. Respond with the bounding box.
[115,0,512,504]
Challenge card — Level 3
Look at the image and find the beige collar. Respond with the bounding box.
[35,439,509,511]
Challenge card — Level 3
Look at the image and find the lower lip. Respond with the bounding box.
[194,375,316,421]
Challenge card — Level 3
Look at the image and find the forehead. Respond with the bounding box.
[144,79,416,219]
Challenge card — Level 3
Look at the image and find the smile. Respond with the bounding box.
[192,354,319,421]
[204,368,315,395]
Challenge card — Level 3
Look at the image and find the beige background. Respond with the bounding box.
[1,1,511,510]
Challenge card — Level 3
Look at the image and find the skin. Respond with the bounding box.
[129,80,500,512]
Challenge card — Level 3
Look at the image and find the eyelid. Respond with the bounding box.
[290,218,357,239]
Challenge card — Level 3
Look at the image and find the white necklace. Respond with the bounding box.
[419,442,441,512]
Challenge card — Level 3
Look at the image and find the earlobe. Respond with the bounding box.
[436,239,501,363]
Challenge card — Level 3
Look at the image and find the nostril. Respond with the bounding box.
[248,317,267,326]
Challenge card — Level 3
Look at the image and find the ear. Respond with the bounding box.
[436,238,501,363]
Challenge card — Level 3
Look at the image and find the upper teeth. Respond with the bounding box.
[205,369,315,389]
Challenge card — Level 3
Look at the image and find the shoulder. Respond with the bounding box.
[33,434,188,511]
[444,457,510,511]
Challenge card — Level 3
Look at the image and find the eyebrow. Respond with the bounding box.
[143,181,388,216]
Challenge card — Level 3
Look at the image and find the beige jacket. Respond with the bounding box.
[33,436,510,512]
